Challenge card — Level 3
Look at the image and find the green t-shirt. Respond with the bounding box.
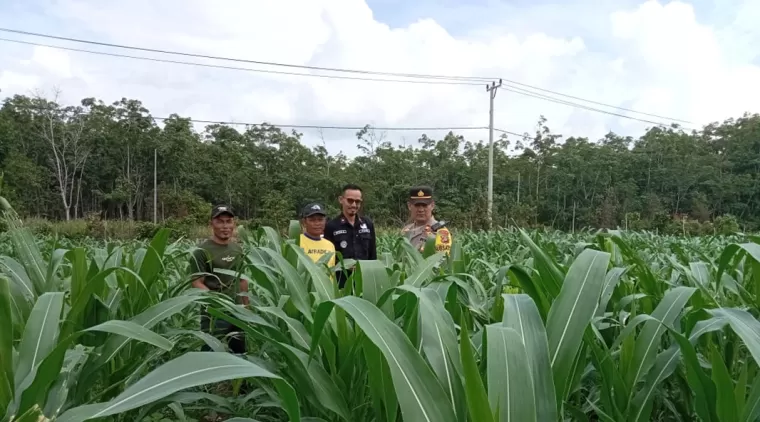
[190,238,244,300]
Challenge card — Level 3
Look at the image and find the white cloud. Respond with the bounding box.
[610,0,760,128]
[0,0,758,156]
[0,70,39,94]
[30,46,73,78]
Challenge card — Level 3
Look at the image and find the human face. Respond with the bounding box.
[339,189,363,217]
[211,214,235,243]
[303,214,326,237]
[408,201,434,224]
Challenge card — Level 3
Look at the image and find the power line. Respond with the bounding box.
[502,84,695,130]
[4,103,497,131]
[1,37,694,130]
[5,104,696,151]
[143,118,701,155]
[0,27,692,123]
[0,28,493,83]
[501,81,692,124]
[493,128,528,138]
[152,116,491,131]
[0,38,482,87]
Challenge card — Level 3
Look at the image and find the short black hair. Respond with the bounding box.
[342,183,362,193]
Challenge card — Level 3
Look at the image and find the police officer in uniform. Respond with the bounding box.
[324,184,378,288]
[401,185,453,254]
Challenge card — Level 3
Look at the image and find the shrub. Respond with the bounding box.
[714,214,740,235]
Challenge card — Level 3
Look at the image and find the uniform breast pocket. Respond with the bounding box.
[359,231,372,246]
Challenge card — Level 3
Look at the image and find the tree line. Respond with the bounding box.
[0,91,758,233]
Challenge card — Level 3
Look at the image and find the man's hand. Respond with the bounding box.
[240,278,250,306]
[191,278,209,290]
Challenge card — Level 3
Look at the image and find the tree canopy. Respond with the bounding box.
[1,92,759,232]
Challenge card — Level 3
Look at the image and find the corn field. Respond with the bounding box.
[2,200,760,421]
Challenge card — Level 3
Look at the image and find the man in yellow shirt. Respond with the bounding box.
[299,202,336,267]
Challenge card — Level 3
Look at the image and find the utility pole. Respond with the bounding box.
[487,79,502,228]
[153,148,157,223]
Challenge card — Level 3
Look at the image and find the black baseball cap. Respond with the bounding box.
[409,185,434,204]
[211,204,235,219]
[301,202,327,218]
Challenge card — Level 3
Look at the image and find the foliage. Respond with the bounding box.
[2,94,760,231]
[2,193,760,421]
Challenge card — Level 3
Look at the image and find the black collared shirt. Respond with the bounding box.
[324,214,377,261]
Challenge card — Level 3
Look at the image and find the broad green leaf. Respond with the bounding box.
[630,316,728,421]
[257,306,312,351]
[0,256,34,333]
[80,293,206,386]
[459,320,493,422]
[625,286,696,397]
[133,391,235,420]
[668,323,719,421]
[404,252,445,287]
[282,343,351,421]
[735,361,748,418]
[13,292,64,393]
[83,320,174,351]
[396,285,465,421]
[14,332,85,417]
[311,296,458,422]
[355,260,393,317]
[545,248,610,405]
[485,324,537,422]
[716,242,760,291]
[710,342,738,422]
[42,344,88,417]
[287,243,335,304]
[5,226,49,294]
[288,219,301,244]
[365,341,399,422]
[519,228,564,298]
[259,247,313,323]
[165,329,226,352]
[56,352,301,422]
[0,275,14,414]
[501,293,557,422]
[594,266,627,317]
[503,265,550,320]
[710,307,760,367]
[65,248,89,310]
[742,372,760,422]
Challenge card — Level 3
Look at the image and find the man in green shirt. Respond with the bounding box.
[190,204,249,354]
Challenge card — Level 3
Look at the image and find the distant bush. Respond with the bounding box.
[714,214,740,235]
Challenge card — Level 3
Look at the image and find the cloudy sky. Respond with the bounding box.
[0,0,758,156]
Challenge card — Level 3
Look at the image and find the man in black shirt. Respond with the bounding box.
[324,184,377,288]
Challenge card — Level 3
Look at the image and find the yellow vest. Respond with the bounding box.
[300,234,336,267]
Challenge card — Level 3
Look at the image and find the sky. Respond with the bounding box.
[0,0,758,157]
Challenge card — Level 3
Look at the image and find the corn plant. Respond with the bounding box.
[0,202,299,422]
[2,192,760,421]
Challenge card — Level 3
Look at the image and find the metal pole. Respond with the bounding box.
[486,79,502,228]
[153,148,157,223]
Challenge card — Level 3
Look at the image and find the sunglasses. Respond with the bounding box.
[343,198,363,205]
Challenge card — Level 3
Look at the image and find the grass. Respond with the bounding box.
[2,199,760,421]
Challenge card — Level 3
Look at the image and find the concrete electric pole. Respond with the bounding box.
[487,79,502,228]
[153,148,157,223]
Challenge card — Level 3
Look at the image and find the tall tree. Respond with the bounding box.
[1,91,759,233]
